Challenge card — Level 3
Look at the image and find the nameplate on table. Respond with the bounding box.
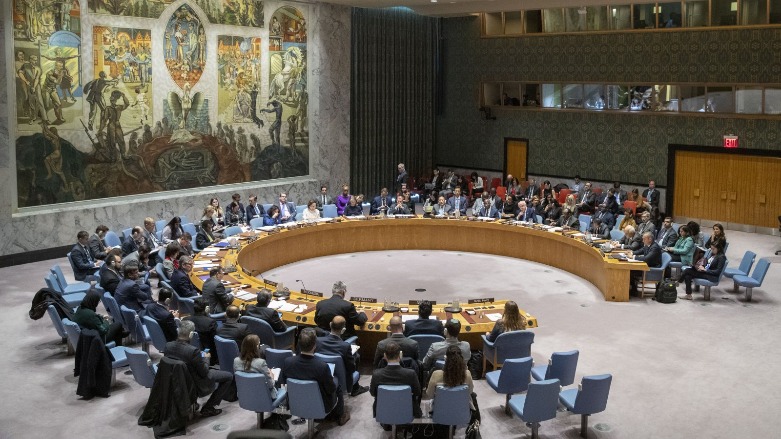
[264,280,278,287]
[468,298,494,304]
[408,300,436,305]
[350,296,377,303]
[242,267,252,276]
[301,289,324,297]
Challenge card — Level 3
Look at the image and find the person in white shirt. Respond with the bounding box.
[302,199,321,220]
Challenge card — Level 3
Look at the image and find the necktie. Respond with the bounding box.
[616,193,620,204]
[456,199,459,211]
[84,246,93,263]
[322,195,326,205]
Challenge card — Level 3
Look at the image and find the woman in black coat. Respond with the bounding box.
[71,290,126,346]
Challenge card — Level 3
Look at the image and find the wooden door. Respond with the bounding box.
[504,139,528,181]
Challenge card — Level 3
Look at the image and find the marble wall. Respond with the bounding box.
[0,2,351,257]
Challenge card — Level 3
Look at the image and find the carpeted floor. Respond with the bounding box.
[2,229,780,439]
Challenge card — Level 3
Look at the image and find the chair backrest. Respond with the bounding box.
[522,378,561,422]
[498,357,533,393]
[47,305,68,339]
[264,348,294,369]
[493,330,535,363]
[376,385,414,425]
[671,222,681,234]
[717,258,729,281]
[224,226,242,237]
[240,315,275,347]
[214,335,240,373]
[295,205,306,215]
[545,350,579,386]
[536,215,543,224]
[120,305,138,337]
[491,177,502,189]
[61,318,81,350]
[143,315,169,353]
[50,265,69,290]
[178,297,195,316]
[578,214,592,233]
[122,228,133,243]
[170,289,182,312]
[179,215,190,225]
[496,186,507,199]
[610,229,625,241]
[314,353,350,395]
[102,292,124,326]
[736,251,757,275]
[287,378,328,419]
[155,219,167,233]
[126,348,156,388]
[249,217,264,229]
[432,385,472,427]
[181,222,196,239]
[751,258,771,283]
[322,204,337,218]
[557,188,571,205]
[104,231,122,248]
[155,263,170,283]
[408,334,445,360]
[572,374,613,415]
[235,371,276,413]
[623,200,637,216]
[45,273,64,294]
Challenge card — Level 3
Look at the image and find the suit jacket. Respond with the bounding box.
[618,234,643,251]
[316,333,357,390]
[522,184,540,200]
[557,215,579,229]
[370,364,422,418]
[115,278,153,313]
[196,230,215,250]
[516,207,538,222]
[697,254,727,280]
[388,204,410,215]
[577,190,596,212]
[603,196,620,215]
[633,242,663,268]
[163,340,214,397]
[143,229,163,249]
[244,305,287,332]
[594,210,616,229]
[422,338,471,370]
[99,265,122,295]
[316,194,333,210]
[370,196,392,215]
[315,296,368,336]
[589,223,611,240]
[245,203,266,223]
[121,238,139,257]
[447,196,467,215]
[183,314,218,364]
[636,221,657,239]
[216,320,252,346]
[145,302,178,341]
[279,353,337,412]
[201,277,232,313]
[71,244,98,281]
[403,318,444,337]
[171,269,199,298]
[373,333,419,367]
[477,205,501,219]
[432,203,453,216]
[88,234,108,260]
[642,188,660,206]
[278,201,297,223]
[655,227,679,248]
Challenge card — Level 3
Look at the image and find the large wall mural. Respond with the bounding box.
[14,2,308,209]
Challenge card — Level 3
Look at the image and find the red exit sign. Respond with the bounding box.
[723,135,739,148]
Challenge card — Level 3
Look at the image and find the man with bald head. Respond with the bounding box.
[314,281,367,338]
[316,316,369,397]
[373,316,419,368]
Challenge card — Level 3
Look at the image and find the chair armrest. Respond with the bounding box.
[344,336,358,345]
[106,341,117,349]
[481,334,494,348]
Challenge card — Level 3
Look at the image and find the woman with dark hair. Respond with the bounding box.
[704,223,727,249]
[687,221,702,245]
[162,241,182,280]
[500,193,517,219]
[679,241,727,300]
[486,301,528,342]
[161,216,183,244]
[233,334,277,397]
[425,345,475,409]
[344,195,364,216]
[540,180,557,201]
[666,224,696,267]
[540,193,562,223]
[71,289,126,346]
[263,205,281,226]
[225,201,242,226]
[470,172,484,196]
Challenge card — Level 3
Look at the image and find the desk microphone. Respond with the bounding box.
[296,279,308,301]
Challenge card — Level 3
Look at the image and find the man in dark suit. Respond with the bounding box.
[279,328,350,425]
[121,226,144,257]
[71,231,101,282]
[216,305,252,346]
[612,182,628,205]
[370,341,422,418]
[642,180,660,208]
[395,163,408,195]
[245,195,266,224]
[145,287,178,342]
[114,264,153,314]
[370,187,392,215]
[314,281,367,338]
[521,178,540,201]
[244,289,287,332]
[613,225,642,252]
[477,198,501,219]
[230,193,246,219]
[575,182,596,215]
[201,268,233,313]
[446,187,468,216]
[183,298,218,365]
[557,208,579,229]
[403,301,444,337]
[602,189,621,216]
[515,200,537,222]
[629,232,663,295]
[655,217,679,248]
[315,185,333,212]
[170,255,199,298]
[594,203,616,230]
[99,253,123,295]
[165,320,232,418]
[88,225,111,261]
[374,316,419,367]
[277,192,297,223]
[316,316,369,396]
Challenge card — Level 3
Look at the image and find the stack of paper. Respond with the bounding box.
[485,313,503,322]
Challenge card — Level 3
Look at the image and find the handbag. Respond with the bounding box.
[465,419,481,439]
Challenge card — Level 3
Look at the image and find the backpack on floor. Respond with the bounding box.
[655,279,678,304]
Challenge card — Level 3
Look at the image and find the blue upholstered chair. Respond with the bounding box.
[322,204,337,218]
[375,385,414,436]
[179,215,190,225]
[287,378,334,439]
[63,318,129,383]
[724,251,757,290]
[315,353,358,396]
[224,226,242,237]
[178,296,195,316]
[531,350,579,386]
[508,378,561,439]
[47,305,70,349]
[733,258,771,302]
[250,217,264,229]
[65,253,101,285]
[104,231,122,248]
[262,204,273,214]
[122,228,133,243]
[693,257,729,301]
[155,263,170,284]
[559,374,613,438]
[482,330,534,377]
[264,348,294,370]
[101,292,125,329]
[45,274,85,308]
[143,315,169,354]
[432,385,472,439]
[609,229,625,241]
[578,214,592,233]
[121,305,150,352]
[235,371,288,429]
[408,334,444,360]
[240,315,296,349]
[50,264,91,295]
[126,348,157,388]
[486,356,533,415]
[641,252,672,297]
[214,335,240,373]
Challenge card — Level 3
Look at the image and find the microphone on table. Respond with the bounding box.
[296,279,309,301]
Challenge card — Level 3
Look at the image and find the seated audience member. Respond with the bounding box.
[425,345,475,409]
[183,297,218,365]
[196,220,217,249]
[99,251,123,295]
[209,197,225,225]
[687,221,703,246]
[72,289,126,346]
[441,169,457,196]
[387,196,409,215]
[635,211,657,239]
[428,168,442,194]
[115,264,153,314]
[642,180,660,208]
[370,341,422,419]
[588,217,610,240]
[470,172,484,196]
[404,301,444,337]
[145,287,178,342]
[122,244,153,278]
[201,268,233,314]
[499,194,517,219]
[315,281,368,338]
[244,289,287,332]
[202,205,218,227]
[225,201,243,226]
[602,188,620,216]
[612,181,627,205]
[562,193,578,215]
[317,316,369,396]
[374,316,419,367]
[303,200,321,220]
[539,194,560,222]
[88,225,112,261]
[245,195,265,223]
[345,195,366,216]
[625,188,649,215]
[575,182,596,215]
[486,301,527,342]
[316,185,332,211]
[335,184,351,216]
[121,226,145,257]
[521,178,540,201]
[161,217,184,244]
[422,190,438,217]
[277,193,296,223]
[593,203,616,230]
[216,305,252,346]
[656,217,679,248]
[263,205,281,226]
[401,190,414,213]
[504,174,519,197]
[234,334,277,397]
[477,198,501,219]
[612,225,642,251]
[629,232,662,295]
[557,208,579,229]
[432,195,453,216]
[665,224,696,270]
[279,328,350,425]
[171,255,199,298]
[516,200,537,222]
[422,319,471,371]
[619,207,637,231]
[161,242,182,280]
[487,187,501,208]
[571,175,583,194]
[371,188,392,215]
[540,180,557,201]
[165,320,232,418]
[72,230,101,282]
[178,233,194,257]
[447,187,468,216]
[704,223,727,249]
[142,218,165,252]
[231,193,246,217]
[679,241,727,300]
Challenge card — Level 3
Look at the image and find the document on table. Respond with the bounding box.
[268,300,286,310]
[485,313,503,322]
[278,302,298,312]
[235,291,256,301]
[351,345,360,355]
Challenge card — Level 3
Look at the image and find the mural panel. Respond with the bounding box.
[88,0,264,27]
[87,0,174,19]
[164,4,206,89]
[217,36,262,125]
